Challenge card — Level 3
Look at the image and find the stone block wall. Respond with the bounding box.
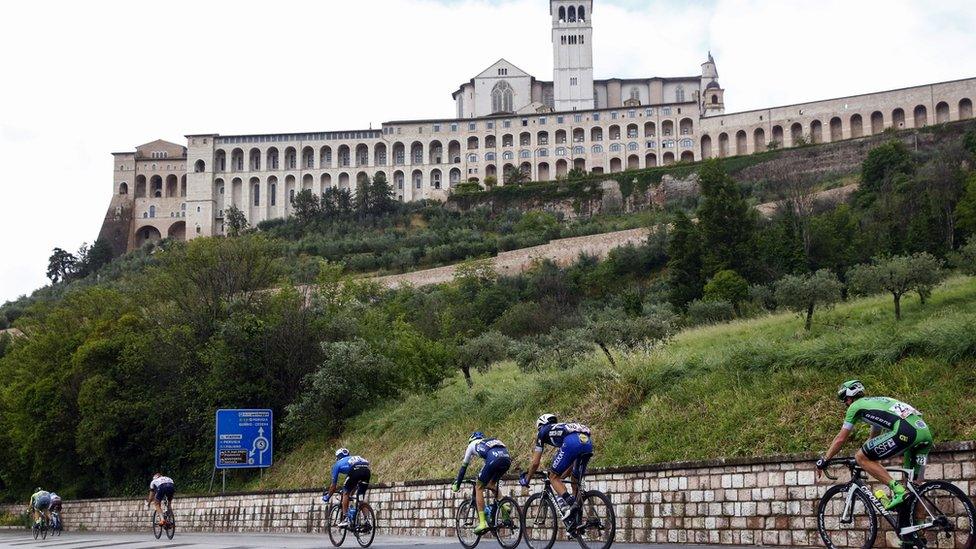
[3,442,973,545]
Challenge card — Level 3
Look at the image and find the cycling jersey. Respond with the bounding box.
[535,422,591,451]
[149,476,175,491]
[332,456,371,496]
[842,397,923,431]
[843,396,933,477]
[31,490,51,510]
[460,438,511,485]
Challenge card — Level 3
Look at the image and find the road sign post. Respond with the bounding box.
[215,409,274,472]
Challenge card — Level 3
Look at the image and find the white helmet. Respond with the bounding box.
[837,380,865,401]
[537,414,558,428]
[335,448,350,460]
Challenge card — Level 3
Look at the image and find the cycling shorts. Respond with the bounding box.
[862,416,933,477]
[153,483,175,502]
[342,465,371,497]
[551,432,593,477]
[478,452,511,485]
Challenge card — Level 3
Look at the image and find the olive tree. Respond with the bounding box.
[457,331,512,387]
[703,270,750,315]
[847,253,944,320]
[773,269,843,330]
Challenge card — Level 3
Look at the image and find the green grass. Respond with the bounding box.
[259,276,976,490]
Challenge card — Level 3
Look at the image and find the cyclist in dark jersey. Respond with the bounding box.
[451,432,512,534]
[816,380,933,509]
[322,448,371,528]
[520,414,593,522]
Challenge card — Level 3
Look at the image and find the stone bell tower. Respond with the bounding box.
[551,0,595,112]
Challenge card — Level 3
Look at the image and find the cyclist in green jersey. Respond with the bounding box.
[27,487,52,526]
[816,380,933,510]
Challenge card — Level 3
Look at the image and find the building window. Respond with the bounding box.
[451,123,459,132]
[539,117,547,125]
[570,77,578,86]
[270,184,277,205]
[574,114,583,123]
[469,122,477,131]
[676,86,685,102]
[593,113,600,121]
[491,81,514,114]
[433,124,441,132]
[663,107,672,115]
[498,68,508,76]
[503,120,512,128]
[487,121,494,130]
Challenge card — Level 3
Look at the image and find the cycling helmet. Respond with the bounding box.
[335,448,350,460]
[537,414,558,428]
[35,487,43,492]
[469,432,485,444]
[837,380,865,401]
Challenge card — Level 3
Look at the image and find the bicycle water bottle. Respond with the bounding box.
[485,503,494,521]
[874,489,890,507]
[348,508,357,522]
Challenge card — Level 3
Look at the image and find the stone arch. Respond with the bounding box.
[251,176,262,206]
[338,172,350,189]
[591,127,603,141]
[718,132,729,157]
[320,146,333,168]
[167,221,185,241]
[485,164,496,179]
[679,118,694,135]
[449,140,462,163]
[284,147,297,169]
[119,182,129,195]
[231,148,244,171]
[410,141,424,164]
[537,131,549,145]
[411,169,423,190]
[626,124,639,139]
[284,175,296,207]
[871,111,884,134]
[554,130,566,144]
[165,174,178,197]
[393,170,405,192]
[558,5,566,21]
[392,142,405,165]
[771,125,784,146]
[431,168,443,189]
[610,158,622,173]
[892,108,906,128]
[337,145,351,167]
[214,178,225,211]
[215,149,227,172]
[429,140,444,164]
[735,130,747,155]
[467,136,479,151]
[573,128,585,143]
[180,175,187,197]
[194,159,205,173]
[810,120,823,144]
[627,154,640,170]
[646,152,658,167]
[960,98,973,119]
[537,162,550,181]
[609,125,621,140]
[151,175,163,198]
[374,142,387,166]
[578,4,585,20]
[700,135,712,159]
[829,117,843,141]
[662,120,675,136]
[520,131,532,146]
[567,5,576,21]
[302,173,313,192]
[136,225,162,247]
[354,144,368,167]
[790,123,803,145]
[491,81,514,114]
[663,152,675,165]
[302,146,315,169]
[644,121,656,137]
[914,105,928,127]
[573,158,586,172]
[320,173,332,190]
[268,176,279,209]
[249,148,261,171]
[680,151,694,163]
[753,128,766,152]
[135,175,147,197]
[449,167,462,187]
[267,147,279,170]
[850,114,864,138]
[555,159,568,178]
[936,101,950,124]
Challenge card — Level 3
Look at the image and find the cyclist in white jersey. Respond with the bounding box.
[147,473,176,526]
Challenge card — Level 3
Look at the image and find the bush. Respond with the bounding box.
[951,238,976,275]
[686,300,735,325]
[703,270,749,315]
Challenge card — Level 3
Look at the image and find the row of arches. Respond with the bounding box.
[702,98,974,159]
[125,174,187,198]
[203,120,698,173]
[557,4,586,22]
[134,221,185,248]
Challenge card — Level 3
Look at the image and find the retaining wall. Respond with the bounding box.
[2,442,973,546]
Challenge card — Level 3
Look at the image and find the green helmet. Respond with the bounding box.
[837,379,865,401]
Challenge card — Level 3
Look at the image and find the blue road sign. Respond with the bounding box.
[215,409,273,469]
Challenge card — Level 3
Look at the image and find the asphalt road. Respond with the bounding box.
[0,531,769,549]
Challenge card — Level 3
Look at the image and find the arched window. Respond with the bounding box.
[591,145,603,154]
[558,6,565,21]
[149,205,156,218]
[119,182,128,195]
[573,146,585,156]
[578,5,585,20]
[270,183,277,206]
[520,150,531,159]
[194,159,205,173]
[253,183,260,206]
[492,81,514,114]
[676,86,685,103]
[567,5,576,21]
[630,87,640,103]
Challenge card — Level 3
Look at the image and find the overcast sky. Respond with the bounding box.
[1,0,975,304]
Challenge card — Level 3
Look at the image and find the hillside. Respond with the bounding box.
[259,276,976,489]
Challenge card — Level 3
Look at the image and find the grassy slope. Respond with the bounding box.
[259,277,976,490]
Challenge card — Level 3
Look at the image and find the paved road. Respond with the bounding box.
[0,531,766,549]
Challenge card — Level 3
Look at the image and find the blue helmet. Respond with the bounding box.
[335,448,350,461]
[469,432,485,444]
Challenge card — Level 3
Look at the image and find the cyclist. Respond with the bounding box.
[520,414,593,522]
[147,473,176,526]
[27,487,52,527]
[451,432,513,535]
[322,448,371,528]
[816,380,933,510]
[49,491,62,527]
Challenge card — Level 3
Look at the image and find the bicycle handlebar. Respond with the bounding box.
[821,457,858,481]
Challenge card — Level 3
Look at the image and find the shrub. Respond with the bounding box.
[951,238,976,275]
[703,270,749,315]
[686,299,735,325]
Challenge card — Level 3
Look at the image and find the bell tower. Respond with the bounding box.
[551,0,594,112]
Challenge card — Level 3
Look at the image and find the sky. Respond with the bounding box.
[1,0,975,304]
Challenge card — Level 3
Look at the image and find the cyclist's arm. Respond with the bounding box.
[454,441,478,485]
[324,463,341,500]
[823,426,853,461]
[524,447,544,480]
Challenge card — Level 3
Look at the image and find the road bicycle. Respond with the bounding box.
[455,479,524,549]
[522,470,615,549]
[30,514,48,540]
[150,497,176,540]
[817,457,975,549]
[325,483,376,548]
[50,509,62,536]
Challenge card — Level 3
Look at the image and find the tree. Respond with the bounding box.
[354,173,372,218]
[567,167,588,181]
[847,253,944,320]
[857,140,913,205]
[457,331,512,387]
[369,172,395,215]
[666,211,704,308]
[484,175,498,189]
[46,248,77,283]
[504,165,529,185]
[85,238,114,274]
[586,315,673,371]
[951,238,976,275]
[696,160,759,280]
[964,129,976,157]
[291,189,321,224]
[956,172,976,237]
[224,205,249,236]
[703,270,749,315]
[773,269,843,330]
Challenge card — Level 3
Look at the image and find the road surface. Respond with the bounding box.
[0,531,769,549]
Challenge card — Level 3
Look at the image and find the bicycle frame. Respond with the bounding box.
[536,470,585,522]
[830,460,938,539]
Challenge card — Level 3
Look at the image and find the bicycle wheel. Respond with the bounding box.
[152,510,163,539]
[354,503,376,548]
[54,516,61,536]
[455,499,482,549]
[32,523,39,540]
[817,484,878,549]
[165,508,176,540]
[574,490,615,549]
[40,521,47,540]
[493,496,523,549]
[524,493,558,549]
[328,505,347,547]
[909,481,976,549]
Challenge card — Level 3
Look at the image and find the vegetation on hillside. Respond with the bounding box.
[1,128,975,500]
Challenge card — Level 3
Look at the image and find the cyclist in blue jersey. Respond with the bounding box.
[520,414,593,522]
[322,448,371,528]
[451,432,513,535]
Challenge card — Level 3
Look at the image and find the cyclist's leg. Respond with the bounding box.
[905,424,933,481]
[862,420,917,507]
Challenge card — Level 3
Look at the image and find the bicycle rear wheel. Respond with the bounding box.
[524,493,558,549]
[32,523,39,540]
[455,500,482,549]
[54,516,61,536]
[328,505,347,547]
[817,484,878,549]
[909,481,976,549]
[41,521,48,540]
[152,510,163,539]
[492,496,523,549]
[354,503,376,548]
[165,508,176,540]
[574,490,615,549]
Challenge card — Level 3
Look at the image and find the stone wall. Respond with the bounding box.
[5,442,973,546]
